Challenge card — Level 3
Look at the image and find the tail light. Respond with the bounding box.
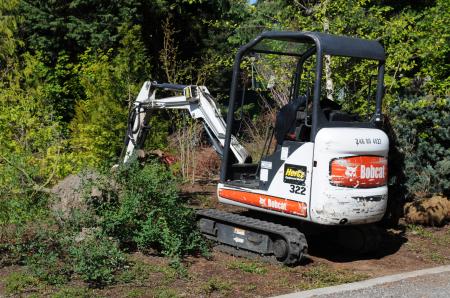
[330,156,387,188]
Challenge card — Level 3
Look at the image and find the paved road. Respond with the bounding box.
[275,265,450,298]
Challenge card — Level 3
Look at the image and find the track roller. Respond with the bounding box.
[272,238,289,262]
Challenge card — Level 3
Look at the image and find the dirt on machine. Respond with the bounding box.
[121,31,389,265]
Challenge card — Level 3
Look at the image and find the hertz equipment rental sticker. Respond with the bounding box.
[283,164,307,185]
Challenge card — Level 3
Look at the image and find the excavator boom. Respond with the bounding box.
[122,81,250,164]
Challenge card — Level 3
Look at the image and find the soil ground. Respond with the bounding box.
[1,183,449,298]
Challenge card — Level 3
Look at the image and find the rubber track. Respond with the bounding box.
[196,209,308,265]
[213,244,280,265]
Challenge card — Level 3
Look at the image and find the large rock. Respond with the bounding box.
[51,172,99,220]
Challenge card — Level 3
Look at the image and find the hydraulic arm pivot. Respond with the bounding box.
[122,81,250,164]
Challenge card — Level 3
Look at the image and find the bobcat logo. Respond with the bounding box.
[345,166,358,177]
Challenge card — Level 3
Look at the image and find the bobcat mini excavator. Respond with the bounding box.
[121,31,388,264]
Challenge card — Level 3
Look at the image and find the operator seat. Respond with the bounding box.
[274,96,307,145]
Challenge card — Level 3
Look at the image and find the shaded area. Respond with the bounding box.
[307,226,408,263]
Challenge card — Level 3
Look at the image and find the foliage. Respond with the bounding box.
[389,95,450,197]
[0,0,22,77]
[4,158,199,284]
[0,51,66,224]
[68,24,150,169]
[4,271,39,295]
[41,53,84,121]
[91,158,205,258]
[70,233,127,287]
[1,218,127,288]
[18,0,139,61]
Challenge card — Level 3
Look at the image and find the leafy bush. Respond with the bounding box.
[70,233,127,287]
[27,250,71,285]
[91,158,205,258]
[1,218,126,287]
[0,222,69,283]
[1,157,204,289]
[388,95,450,199]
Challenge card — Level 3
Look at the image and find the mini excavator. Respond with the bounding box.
[121,31,389,264]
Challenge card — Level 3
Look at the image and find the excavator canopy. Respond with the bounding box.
[245,31,385,61]
[221,31,386,182]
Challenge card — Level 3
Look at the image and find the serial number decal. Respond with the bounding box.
[283,164,307,185]
[289,185,306,195]
[355,138,382,146]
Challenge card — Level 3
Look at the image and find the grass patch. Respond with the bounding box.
[407,224,434,238]
[245,284,257,291]
[427,251,447,264]
[153,287,179,298]
[404,242,447,263]
[118,261,153,284]
[118,260,179,286]
[51,286,94,298]
[227,260,268,274]
[203,277,232,295]
[4,271,40,295]
[295,264,368,290]
[126,289,146,298]
[407,224,450,246]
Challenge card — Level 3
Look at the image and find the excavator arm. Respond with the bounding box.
[122,81,250,164]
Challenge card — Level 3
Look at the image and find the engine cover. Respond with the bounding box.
[310,127,389,225]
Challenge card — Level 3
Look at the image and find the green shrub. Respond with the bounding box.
[388,95,449,198]
[27,250,71,285]
[68,24,151,170]
[3,222,73,284]
[91,158,205,258]
[1,218,126,288]
[70,233,127,287]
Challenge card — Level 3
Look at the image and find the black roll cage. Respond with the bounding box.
[220,31,386,182]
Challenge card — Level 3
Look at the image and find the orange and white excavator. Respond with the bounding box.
[121,31,388,264]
